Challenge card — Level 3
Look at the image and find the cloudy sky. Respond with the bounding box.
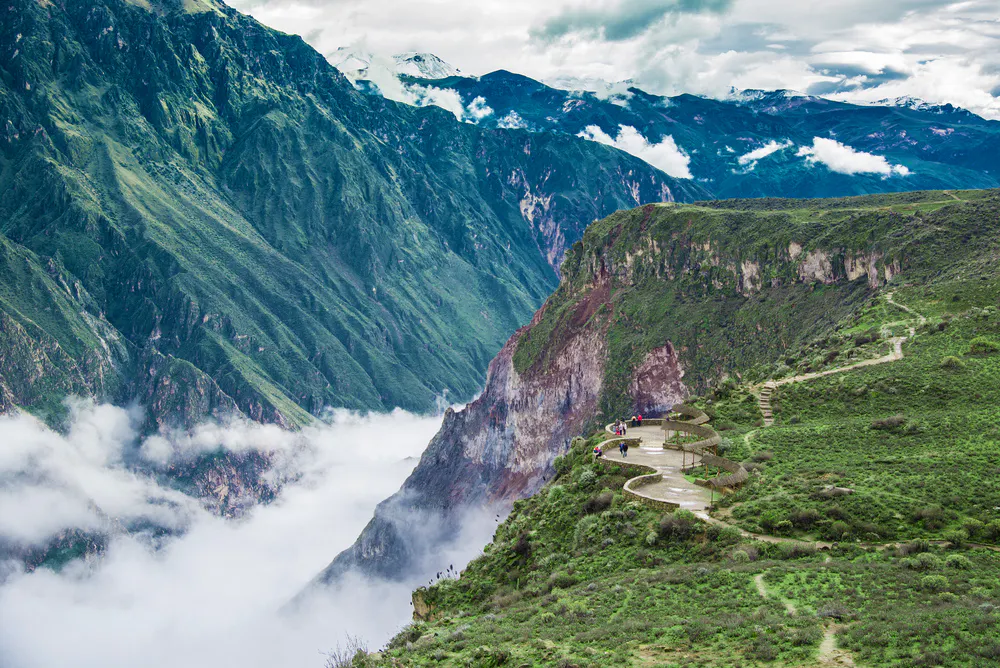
[229,0,1000,119]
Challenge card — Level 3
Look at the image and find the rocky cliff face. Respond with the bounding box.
[319,191,1000,585]
[317,275,688,583]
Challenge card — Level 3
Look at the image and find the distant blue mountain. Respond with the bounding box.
[353,63,1000,199]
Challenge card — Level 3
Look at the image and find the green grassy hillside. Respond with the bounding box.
[515,189,1000,422]
[365,190,1000,667]
[0,0,704,426]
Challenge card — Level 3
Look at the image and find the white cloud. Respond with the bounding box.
[796,137,910,177]
[465,95,494,121]
[332,49,492,122]
[736,139,793,169]
[0,400,491,667]
[578,125,693,178]
[229,0,1000,120]
[497,110,528,129]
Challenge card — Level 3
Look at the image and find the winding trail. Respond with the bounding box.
[818,625,856,666]
[755,292,925,424]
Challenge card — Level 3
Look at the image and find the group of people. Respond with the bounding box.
[593,414,645,459]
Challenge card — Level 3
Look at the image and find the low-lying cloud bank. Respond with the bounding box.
[797,137,910,177]
[0,400,482,668]
[578,124,694,178]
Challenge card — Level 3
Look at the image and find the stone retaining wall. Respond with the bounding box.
[624,473,680,511]
[597,408,745,511]
[669,405,711,425]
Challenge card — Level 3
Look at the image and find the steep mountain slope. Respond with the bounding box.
[365,67,1000,198]
[0,0,705,427]
[321,188,1000,584]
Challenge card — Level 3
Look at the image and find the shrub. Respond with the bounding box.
[912,506,946,530]
[969,337,1000,355]
[645,531,657,546]
[855,329,879,346]
[715,526,744,544]
[547,571,578,590]
[984,520,1000,542]
[774,520,794,535]
[747,638,779,661]
[940,355,965,370]
[547,485,566,502]
[324,635,372,668]
[871,415,907,430]
[513,532,532,559]
[962,518,985,540]
[583,490,613,515]
[920,574,949,592]
[944,529,968,548]
[750,451,774,463]
[817,603,854,620]
[897,539,930,556]
[826,521,851,540]
[658,509,698,540]
[573,516,600,548]
[759,510,783,533]
[777,542,817,559]
[553,455,571,477]
[790,509,821,529]
[577,469,598,489]
[903,553,941,571]
[945,554,973,570]
[731,549,751,563]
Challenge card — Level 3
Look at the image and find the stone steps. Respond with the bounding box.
[758,383,776,426]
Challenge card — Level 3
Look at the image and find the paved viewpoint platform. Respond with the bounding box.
[602,425,711,512]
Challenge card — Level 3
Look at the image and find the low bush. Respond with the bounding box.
[968,336,1000,355]
[582,490,613,515]
[871,415,906,430]
[943,529,968,548]
[944,554,973,570]
[939,355,965,370]
[658,509,698,540]
[912,506,946,531]
[790,509,821,529]
[513,532,532,558]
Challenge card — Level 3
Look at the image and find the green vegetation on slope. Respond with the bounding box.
[712,284,1000,547]
[515,190,1000,423]
[372,432,1000,667]
[0,0,703,426]
[362,191,1000,667]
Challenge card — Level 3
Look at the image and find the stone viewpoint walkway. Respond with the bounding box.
[601,424,712,512]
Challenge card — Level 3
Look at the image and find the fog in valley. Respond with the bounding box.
[0,400,486,668]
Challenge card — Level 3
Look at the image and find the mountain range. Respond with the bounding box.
[0,0,704,430]
[337,52,1000,200]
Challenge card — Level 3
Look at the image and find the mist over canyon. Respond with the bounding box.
[3,0,1000,665]
[0,402,489,667]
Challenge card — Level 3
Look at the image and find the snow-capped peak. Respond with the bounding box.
[876,96,955,114]
[393,53,460,79]
[727,87,815,103]
[330,46,374,81]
